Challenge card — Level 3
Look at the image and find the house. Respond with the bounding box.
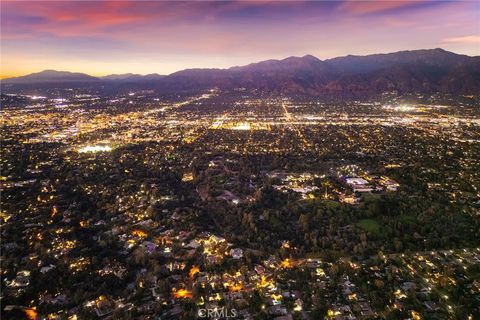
[255,265,266,275]
[345,177,375,192]
[40,264,56,274]
[230,248,243,259]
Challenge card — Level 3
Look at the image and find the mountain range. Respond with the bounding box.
[99,73,165,81]
[2,49,479,96]
[3,70,165,83]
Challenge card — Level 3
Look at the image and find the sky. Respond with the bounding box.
[1,0,479,78]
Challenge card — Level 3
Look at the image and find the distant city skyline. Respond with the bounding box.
[1,0,479,78]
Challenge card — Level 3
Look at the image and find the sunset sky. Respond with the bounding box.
[1,0,479,78]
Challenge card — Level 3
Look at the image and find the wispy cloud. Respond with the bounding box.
[338,0,433,15]
[442,35,480,44]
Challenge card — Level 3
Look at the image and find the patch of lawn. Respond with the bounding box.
[356,219,381,234]
[324,200,340,209]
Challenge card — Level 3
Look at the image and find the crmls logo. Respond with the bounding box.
[198,307,238,318]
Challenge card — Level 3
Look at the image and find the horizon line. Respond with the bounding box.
[2,47,477,80]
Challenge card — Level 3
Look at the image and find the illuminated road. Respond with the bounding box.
[281,101,311,148]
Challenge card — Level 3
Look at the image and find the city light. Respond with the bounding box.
[77,145,112,153]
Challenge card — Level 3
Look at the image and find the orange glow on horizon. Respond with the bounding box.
[0,74,18,79]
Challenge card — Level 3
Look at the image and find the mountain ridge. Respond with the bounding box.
[3,70,100,83]
[2,49,479,96]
